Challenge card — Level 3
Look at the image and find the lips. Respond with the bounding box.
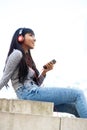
[32,42,35,46]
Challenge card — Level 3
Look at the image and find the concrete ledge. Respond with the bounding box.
[0,99,87,130]
[0,112,87,130]
[0,98,53,116]
[61,117,87,130]
[0,112,60,130]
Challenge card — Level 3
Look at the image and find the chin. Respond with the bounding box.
[30,47,34,49]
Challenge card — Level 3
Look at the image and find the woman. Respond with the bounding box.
[0,27,87,118]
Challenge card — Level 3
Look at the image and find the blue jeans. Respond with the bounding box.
[16,82,87,118]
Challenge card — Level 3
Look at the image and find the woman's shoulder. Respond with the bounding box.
[11,49,23,57]
[8,49,23,61]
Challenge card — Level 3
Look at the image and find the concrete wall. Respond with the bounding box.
[0,112,60,130]
[0,112,87,130]
[0,99,87,130]
[0,98,53,116]
[61,117,87,130]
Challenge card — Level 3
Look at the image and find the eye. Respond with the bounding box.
[29,33,33,36]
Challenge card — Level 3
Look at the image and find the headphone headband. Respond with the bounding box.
[19,28,23,35]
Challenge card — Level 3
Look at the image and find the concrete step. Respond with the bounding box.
[61,117,87,130]
[0,111,87,130]
[0,112,60,130]
[0,98,53,116]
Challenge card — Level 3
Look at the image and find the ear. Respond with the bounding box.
[18,35,24,43]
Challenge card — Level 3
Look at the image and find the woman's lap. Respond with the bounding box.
[16,84,87,118]
[16,85,80,104]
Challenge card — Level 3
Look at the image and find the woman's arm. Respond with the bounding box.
[36,62,54,86]
[0,49,22,90]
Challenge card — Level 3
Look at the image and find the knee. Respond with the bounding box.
[75,89,84,97]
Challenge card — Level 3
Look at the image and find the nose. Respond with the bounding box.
[34,37,36,42]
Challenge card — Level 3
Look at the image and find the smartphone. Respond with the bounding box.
[43,59,56,69]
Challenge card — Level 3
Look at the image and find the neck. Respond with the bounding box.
[22,44,29,53]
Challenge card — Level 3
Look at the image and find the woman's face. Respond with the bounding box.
[22,33,36,50]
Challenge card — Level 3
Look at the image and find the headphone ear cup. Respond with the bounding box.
[18,35,24,42]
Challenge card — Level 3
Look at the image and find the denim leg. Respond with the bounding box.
[16,85,87,118]
[54,103,80,117]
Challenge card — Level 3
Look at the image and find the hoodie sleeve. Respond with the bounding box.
[36,74,46,86]
[0,50,22,90]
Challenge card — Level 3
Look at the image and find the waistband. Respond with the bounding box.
[16,81,37,92]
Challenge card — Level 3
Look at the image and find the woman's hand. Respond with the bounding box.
[41,62,54,77]
[43,62,54,72]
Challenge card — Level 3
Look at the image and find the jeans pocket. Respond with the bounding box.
[28,87,38,94]
[16,85,39,99]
